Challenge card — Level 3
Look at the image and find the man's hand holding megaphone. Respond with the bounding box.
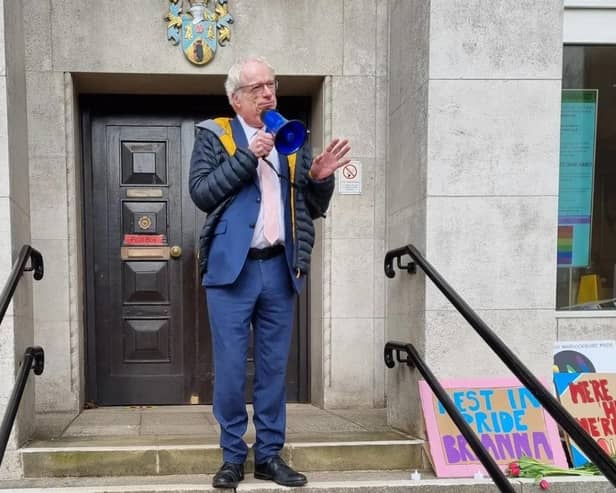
[249,129,275,159]
[252,105,351,181]
[309,138,351,181]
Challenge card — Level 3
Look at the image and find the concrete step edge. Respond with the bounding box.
[0,475,611,493]
[21,439,424,453]
[21,441,426,477]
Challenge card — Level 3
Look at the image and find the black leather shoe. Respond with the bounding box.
[212,462,244,489]
[254,455,307,487]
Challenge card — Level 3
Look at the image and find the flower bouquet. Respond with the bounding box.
[507,455,604,490]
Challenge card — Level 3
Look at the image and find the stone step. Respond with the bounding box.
[21,433,423,478]
[0,471,612,492]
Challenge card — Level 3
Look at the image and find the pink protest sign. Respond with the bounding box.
[419,377,567,478]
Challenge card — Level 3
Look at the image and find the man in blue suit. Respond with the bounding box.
[189,56,351,489]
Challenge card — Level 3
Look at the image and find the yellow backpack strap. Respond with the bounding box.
[196,117,237,156]
[287,152,298,243]
[287,153,297,181]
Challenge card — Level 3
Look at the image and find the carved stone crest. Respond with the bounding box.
[165,0,233,65]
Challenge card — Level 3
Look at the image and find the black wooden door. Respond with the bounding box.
[88,119,188,404]
[84,95,309,406]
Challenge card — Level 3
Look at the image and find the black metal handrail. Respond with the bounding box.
[0,245,45,466]
[385,341,515,492]
[0,346,44,464]
[0,245,44,322]
[384,244,616,488]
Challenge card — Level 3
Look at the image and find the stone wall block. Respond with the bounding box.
[385,204,427,348]
[0,3,5,77]
[557,318,616,341]
[375,0,389,77]
[375,76,387,162]
[8,197,32,290]
[0,77,7,197]
[0,198,10,280]
[32,238,69,324]
[26,71,66,158]
[50,0,343,75]
[374,138,386,241]
[373,317,385,407]
[343,0,376,76]
[389,0,429,112]
[331,238,374,319]
[30,156,68,240]
[388,89,427,215]
[386,202,427,264]
[0,314,15,404]
[35,320,75,413]
[4,2,29,216]
[428,79,562,196]
[23,0,53,71]
[430,0,563,79]
[386,359,423,436]
[332,76,375,158]
[331,157,375,239]
[425,309,557,379]
[0,448,21,479]
[51,0,190,74]
[374,239,385,319]
[426,196,559,310]
[327,317,374,407]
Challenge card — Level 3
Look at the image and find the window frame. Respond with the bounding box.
[558,5,616,315]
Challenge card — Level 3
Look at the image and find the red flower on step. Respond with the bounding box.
[539,478,550,490]
[508,462,520,477]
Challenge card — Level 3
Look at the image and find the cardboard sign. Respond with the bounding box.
[554,372,616,466]
[419,377,567,478]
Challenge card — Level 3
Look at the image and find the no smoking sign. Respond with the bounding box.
[338,160,362,195]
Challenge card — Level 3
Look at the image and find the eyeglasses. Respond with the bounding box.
[236,79,278,96]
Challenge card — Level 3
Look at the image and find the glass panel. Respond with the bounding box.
[557,46,616,310]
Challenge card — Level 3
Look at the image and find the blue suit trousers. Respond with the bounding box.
[205,254,295,464]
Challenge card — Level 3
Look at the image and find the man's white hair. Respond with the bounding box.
[224,56,275,105]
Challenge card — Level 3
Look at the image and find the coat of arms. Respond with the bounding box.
[165,0,233,65]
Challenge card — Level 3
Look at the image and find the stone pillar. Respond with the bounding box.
[386,0,563,436]
[0,0,34,479]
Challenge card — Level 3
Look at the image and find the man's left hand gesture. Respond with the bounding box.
[310,138,351,180]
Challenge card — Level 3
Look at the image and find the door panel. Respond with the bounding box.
[92,123,186,404]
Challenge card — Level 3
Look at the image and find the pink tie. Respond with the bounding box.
[258,159,280,245]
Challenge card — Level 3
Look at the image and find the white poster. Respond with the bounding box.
[553,340,616,373]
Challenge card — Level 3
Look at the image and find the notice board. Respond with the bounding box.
[557,89,598,267]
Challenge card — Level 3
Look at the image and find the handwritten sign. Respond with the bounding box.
[554,372,616,466]
[419,377,567,477]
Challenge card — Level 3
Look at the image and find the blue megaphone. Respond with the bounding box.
[261,110,307,155]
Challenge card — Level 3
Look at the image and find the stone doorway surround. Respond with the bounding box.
[29,70,382,426]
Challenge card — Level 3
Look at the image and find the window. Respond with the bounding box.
[557,46,616,309]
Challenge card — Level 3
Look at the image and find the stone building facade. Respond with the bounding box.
[1,0,613,479]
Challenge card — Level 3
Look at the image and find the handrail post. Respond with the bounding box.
[385,342,516,493]
[0,246,44,322]
[384,244,616,487]
[0,347,45,465]
[0,246,45,468]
